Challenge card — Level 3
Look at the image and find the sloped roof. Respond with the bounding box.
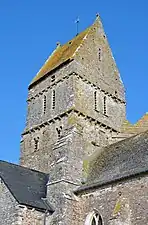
[0,160,53,212]
[135,112,148,130]
[29,27,90,87]
[121,119,134,134]
[121,113,148,135]
[76,130,148,193]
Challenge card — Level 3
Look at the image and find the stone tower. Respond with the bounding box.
[20,16,126,224]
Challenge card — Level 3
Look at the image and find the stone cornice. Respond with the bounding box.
[22,108,118,136]
[27,72,125,104]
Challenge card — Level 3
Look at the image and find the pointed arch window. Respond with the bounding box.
[85,211,103,225]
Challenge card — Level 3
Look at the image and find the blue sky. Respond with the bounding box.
[0,1,148,163]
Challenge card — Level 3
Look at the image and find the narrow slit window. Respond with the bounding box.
[94,91,97,110]
[99,48,101,61]
[103,96,107,115]
[34,137,39,151]
[52,90,55,109]
[43,95,47,114]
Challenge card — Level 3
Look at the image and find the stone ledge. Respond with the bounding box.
[22,108,118,136]
[27,72,125,104]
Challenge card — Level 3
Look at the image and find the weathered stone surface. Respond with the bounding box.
[0,179,18,225]
[1,15,148,225]
[73,175,148,225]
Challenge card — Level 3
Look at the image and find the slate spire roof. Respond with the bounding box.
[0,160,53,212]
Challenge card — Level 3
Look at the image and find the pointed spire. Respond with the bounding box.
[91,12,104,31]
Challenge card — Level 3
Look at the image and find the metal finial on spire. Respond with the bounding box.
[56,41,60,47]
[96,13,100,18]
[75,17,80,36]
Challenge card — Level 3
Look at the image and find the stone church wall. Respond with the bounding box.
[26,61,75,129]
[0,179,18,225]
[72,174,148,225]
[0,179,45,225]
[16,207,44,225]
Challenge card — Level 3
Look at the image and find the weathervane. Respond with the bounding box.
[75,17,80,35]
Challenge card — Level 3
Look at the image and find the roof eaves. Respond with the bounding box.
[0,175,51,213]
[74,168,148,194]
[28,58,73,90]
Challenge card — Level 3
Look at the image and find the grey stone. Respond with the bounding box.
[0,15,147,225]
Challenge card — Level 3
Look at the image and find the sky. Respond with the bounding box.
[0,1,148,163]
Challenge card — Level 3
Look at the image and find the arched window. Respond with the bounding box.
[85,211,103,225]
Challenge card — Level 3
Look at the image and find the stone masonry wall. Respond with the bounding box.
[74,16,125,102]
[20,109,117,174]
[0,179,18,225]
[73,74,125,131]
[16,206,45,225]
[71,174,148,225]
[19,16,129,225]
[0,178,46,225]
[72,17,126,131]
[26,64,75,129]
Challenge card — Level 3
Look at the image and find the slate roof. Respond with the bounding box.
[76,130,148,193]
[0,160,53,212]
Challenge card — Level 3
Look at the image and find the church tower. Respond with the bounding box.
[20,15,126,223]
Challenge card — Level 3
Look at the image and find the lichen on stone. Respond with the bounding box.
[113,199,121,216]
[83,159,90,178]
